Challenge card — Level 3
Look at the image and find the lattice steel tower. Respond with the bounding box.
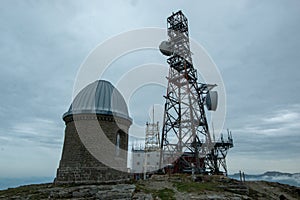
[145,107,160,152]
[159,10,220,173]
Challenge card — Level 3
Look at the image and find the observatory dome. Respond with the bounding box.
[63,80,131,120]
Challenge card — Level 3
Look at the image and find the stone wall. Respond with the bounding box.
[55,114,131,184]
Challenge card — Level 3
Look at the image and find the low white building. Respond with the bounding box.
[131,148,160,174]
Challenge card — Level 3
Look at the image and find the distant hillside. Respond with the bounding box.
[229,171,300,187]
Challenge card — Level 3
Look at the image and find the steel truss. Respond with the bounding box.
[159,10,233,175]
[145,121,160,152]
[205,130,233,175]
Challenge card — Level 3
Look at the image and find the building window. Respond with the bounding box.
[116,133,120,156]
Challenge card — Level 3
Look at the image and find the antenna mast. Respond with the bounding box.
[159,10,217,173]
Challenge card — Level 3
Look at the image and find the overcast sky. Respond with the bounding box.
[0,0,299,178]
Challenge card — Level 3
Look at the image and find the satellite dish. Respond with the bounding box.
[206,91,218,111]
[159,41,173,56]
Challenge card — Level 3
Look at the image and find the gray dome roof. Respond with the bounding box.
[63,80,131,120]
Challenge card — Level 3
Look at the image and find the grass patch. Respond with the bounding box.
[173,181,221,193]
[154,188,175,200]
[135,183,153,194]
[135,183,175,200]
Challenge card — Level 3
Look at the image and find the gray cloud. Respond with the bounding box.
[0,0,299,177]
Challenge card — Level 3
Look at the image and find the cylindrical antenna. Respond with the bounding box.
[212,121,215,142]
[152,105,155,124]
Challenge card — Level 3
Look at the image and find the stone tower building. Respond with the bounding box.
[55,80,132,184]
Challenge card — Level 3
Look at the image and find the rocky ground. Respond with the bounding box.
[0,174,299,199]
